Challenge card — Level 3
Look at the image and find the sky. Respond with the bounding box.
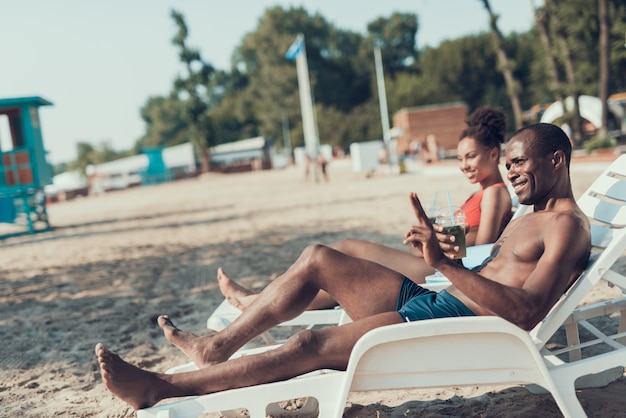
[0,0,542,164]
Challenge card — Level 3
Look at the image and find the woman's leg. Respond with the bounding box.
[219,240,435,311]
[333,239,435,283]
[218,268,338,310]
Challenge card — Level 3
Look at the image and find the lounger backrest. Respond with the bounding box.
[531,155,626,348]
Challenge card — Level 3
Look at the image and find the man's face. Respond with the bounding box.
[505,132,555,206]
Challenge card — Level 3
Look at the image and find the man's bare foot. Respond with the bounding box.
[95,343,163,410]
[217,267,259,310]
[158,315,229,367]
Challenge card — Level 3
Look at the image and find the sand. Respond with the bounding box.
[1,156,625,417]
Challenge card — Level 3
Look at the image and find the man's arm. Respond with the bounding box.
[434,212,590,330]
[404,193,590,330]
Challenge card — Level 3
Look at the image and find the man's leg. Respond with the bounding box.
[97,311,404,410]
[163,244,407,366]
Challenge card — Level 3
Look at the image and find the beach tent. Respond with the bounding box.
[540,95,624,133]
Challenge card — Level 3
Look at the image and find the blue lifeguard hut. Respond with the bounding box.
[139,146,172,185]
[0,96,53,234]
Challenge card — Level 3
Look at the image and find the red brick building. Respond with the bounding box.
[392,102,468,158]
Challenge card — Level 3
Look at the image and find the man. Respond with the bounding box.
[95,123,591,410]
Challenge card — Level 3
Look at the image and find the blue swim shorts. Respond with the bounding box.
[396,277,475,322]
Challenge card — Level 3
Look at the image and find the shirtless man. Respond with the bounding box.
[95,123,591,410]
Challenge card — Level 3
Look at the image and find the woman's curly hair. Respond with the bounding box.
[459,106,507,149]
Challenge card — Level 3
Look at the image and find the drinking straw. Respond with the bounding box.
[430,191,439,216]
[446,188,454,220]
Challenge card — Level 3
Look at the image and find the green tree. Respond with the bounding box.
[52,162,68,176]
[209,93,258,144]
[548,0,584,143]
[231,6,379,149]
[67,141,127,177]
[170,9,215,172]
[67,142,95,176]
[608,1,626,94]
[419,35,502,109]
[59,3,626,176]
[598,0,610,137]
[528,0,626,145]
[481,0,523,129]
[532,0,567,115]
[365,13,419,75]
[136,96,189,151]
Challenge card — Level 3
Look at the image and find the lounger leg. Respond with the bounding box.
[565,322,581,362]
[617,308,626,346]
[550,381,587,418]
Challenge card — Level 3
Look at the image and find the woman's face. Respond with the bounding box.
[457,136,497,184]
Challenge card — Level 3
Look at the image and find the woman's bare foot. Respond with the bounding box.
[158,315,229,367]
[217,267,259,310]
[95,343,163,410]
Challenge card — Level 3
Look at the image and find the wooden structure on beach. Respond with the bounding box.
[392,102,467,157]
[0,96,53,234]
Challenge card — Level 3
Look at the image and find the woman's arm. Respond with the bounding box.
[473,186,512,246]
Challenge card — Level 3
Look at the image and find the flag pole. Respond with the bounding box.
[286,34,320,159]
[282,116,292,164]
[374,42,393,173]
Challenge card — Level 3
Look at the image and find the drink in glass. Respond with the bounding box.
[437,207,466,259]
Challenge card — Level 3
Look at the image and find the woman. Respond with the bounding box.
[219,106,512,310]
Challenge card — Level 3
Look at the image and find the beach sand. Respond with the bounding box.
[1,156,625,417]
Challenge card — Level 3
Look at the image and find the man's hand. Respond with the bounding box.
[433,223,463,256]
[403,192,449,267]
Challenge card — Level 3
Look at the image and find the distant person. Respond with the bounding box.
[423,134,440,163]
[303,150,328,183]
[582,120,596,135]
[219,106,513,311]
[377,146,388,165]
[409,138,420,156]
[302,152,315,182]
[333,146,345,159]
[317,152,329,182]
[95,123,591,410]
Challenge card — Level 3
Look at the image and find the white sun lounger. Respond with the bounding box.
[138,155,626,417]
